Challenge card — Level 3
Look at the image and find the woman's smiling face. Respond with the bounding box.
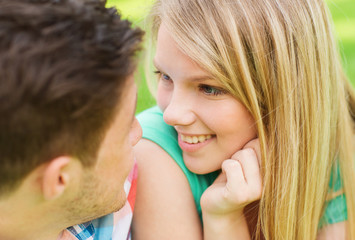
[155,24,257,174]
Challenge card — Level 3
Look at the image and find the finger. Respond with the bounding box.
[232,148,262,199]
[243,138,261,165]
[232,148,259,185]
[221,159,246,191]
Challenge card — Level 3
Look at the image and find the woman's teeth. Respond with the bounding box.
[181,134,212,144]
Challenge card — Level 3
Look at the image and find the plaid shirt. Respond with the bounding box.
[59,162,138,240]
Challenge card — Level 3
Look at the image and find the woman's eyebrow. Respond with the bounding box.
[153,59,161,70]
[187,76,214,82]
[153,58,213,82]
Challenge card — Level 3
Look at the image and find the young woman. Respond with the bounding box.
[132,0,355,239]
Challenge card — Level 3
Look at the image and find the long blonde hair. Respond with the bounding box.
[148,0,355,239]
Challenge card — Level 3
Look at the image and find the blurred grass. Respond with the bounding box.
[109,0,355,113]
[108,0,156,113]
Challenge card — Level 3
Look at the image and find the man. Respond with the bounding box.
[0,0,143,239]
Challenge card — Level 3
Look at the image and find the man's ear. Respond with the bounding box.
[41,157,73,200]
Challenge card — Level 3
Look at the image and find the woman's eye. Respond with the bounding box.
[162,74,171,81]
[154,70,171,81]
[199,84,226,96]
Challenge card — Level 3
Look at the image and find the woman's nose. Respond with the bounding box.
[163,92,195,127]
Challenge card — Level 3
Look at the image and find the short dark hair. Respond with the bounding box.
[0,0,143,196]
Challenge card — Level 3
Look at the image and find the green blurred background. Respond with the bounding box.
[108,0,355,113]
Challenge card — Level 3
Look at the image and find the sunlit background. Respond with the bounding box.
[109,0,355,113]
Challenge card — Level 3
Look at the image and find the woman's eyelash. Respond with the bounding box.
[153,71,225,96]
[154,70,171,81]
[199,84,227,96]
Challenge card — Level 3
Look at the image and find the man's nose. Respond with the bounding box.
[130,117,142,146]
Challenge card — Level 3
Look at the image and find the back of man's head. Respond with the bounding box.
[0,0,143,197]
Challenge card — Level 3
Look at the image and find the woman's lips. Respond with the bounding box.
[178,133,215,152]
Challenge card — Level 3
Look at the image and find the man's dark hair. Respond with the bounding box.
[0,0,143,196]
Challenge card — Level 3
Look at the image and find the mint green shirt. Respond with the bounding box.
[137,106,347,227]
[318,163,347,228]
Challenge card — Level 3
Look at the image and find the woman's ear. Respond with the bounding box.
[41,157,72,200]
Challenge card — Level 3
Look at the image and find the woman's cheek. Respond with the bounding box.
[156,85,171,111]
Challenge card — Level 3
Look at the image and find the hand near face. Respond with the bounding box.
[200,139,262,218]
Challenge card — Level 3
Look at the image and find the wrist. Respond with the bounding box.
[202,211,251,240]
[202,210,246,231]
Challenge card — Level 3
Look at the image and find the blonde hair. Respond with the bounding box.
[148,0,355,239]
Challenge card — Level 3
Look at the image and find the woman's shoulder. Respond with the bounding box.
[133,138,203,240]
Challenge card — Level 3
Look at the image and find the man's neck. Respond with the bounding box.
[0,201,68,240]
[0,223,64,240]
[0,214,65,240]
